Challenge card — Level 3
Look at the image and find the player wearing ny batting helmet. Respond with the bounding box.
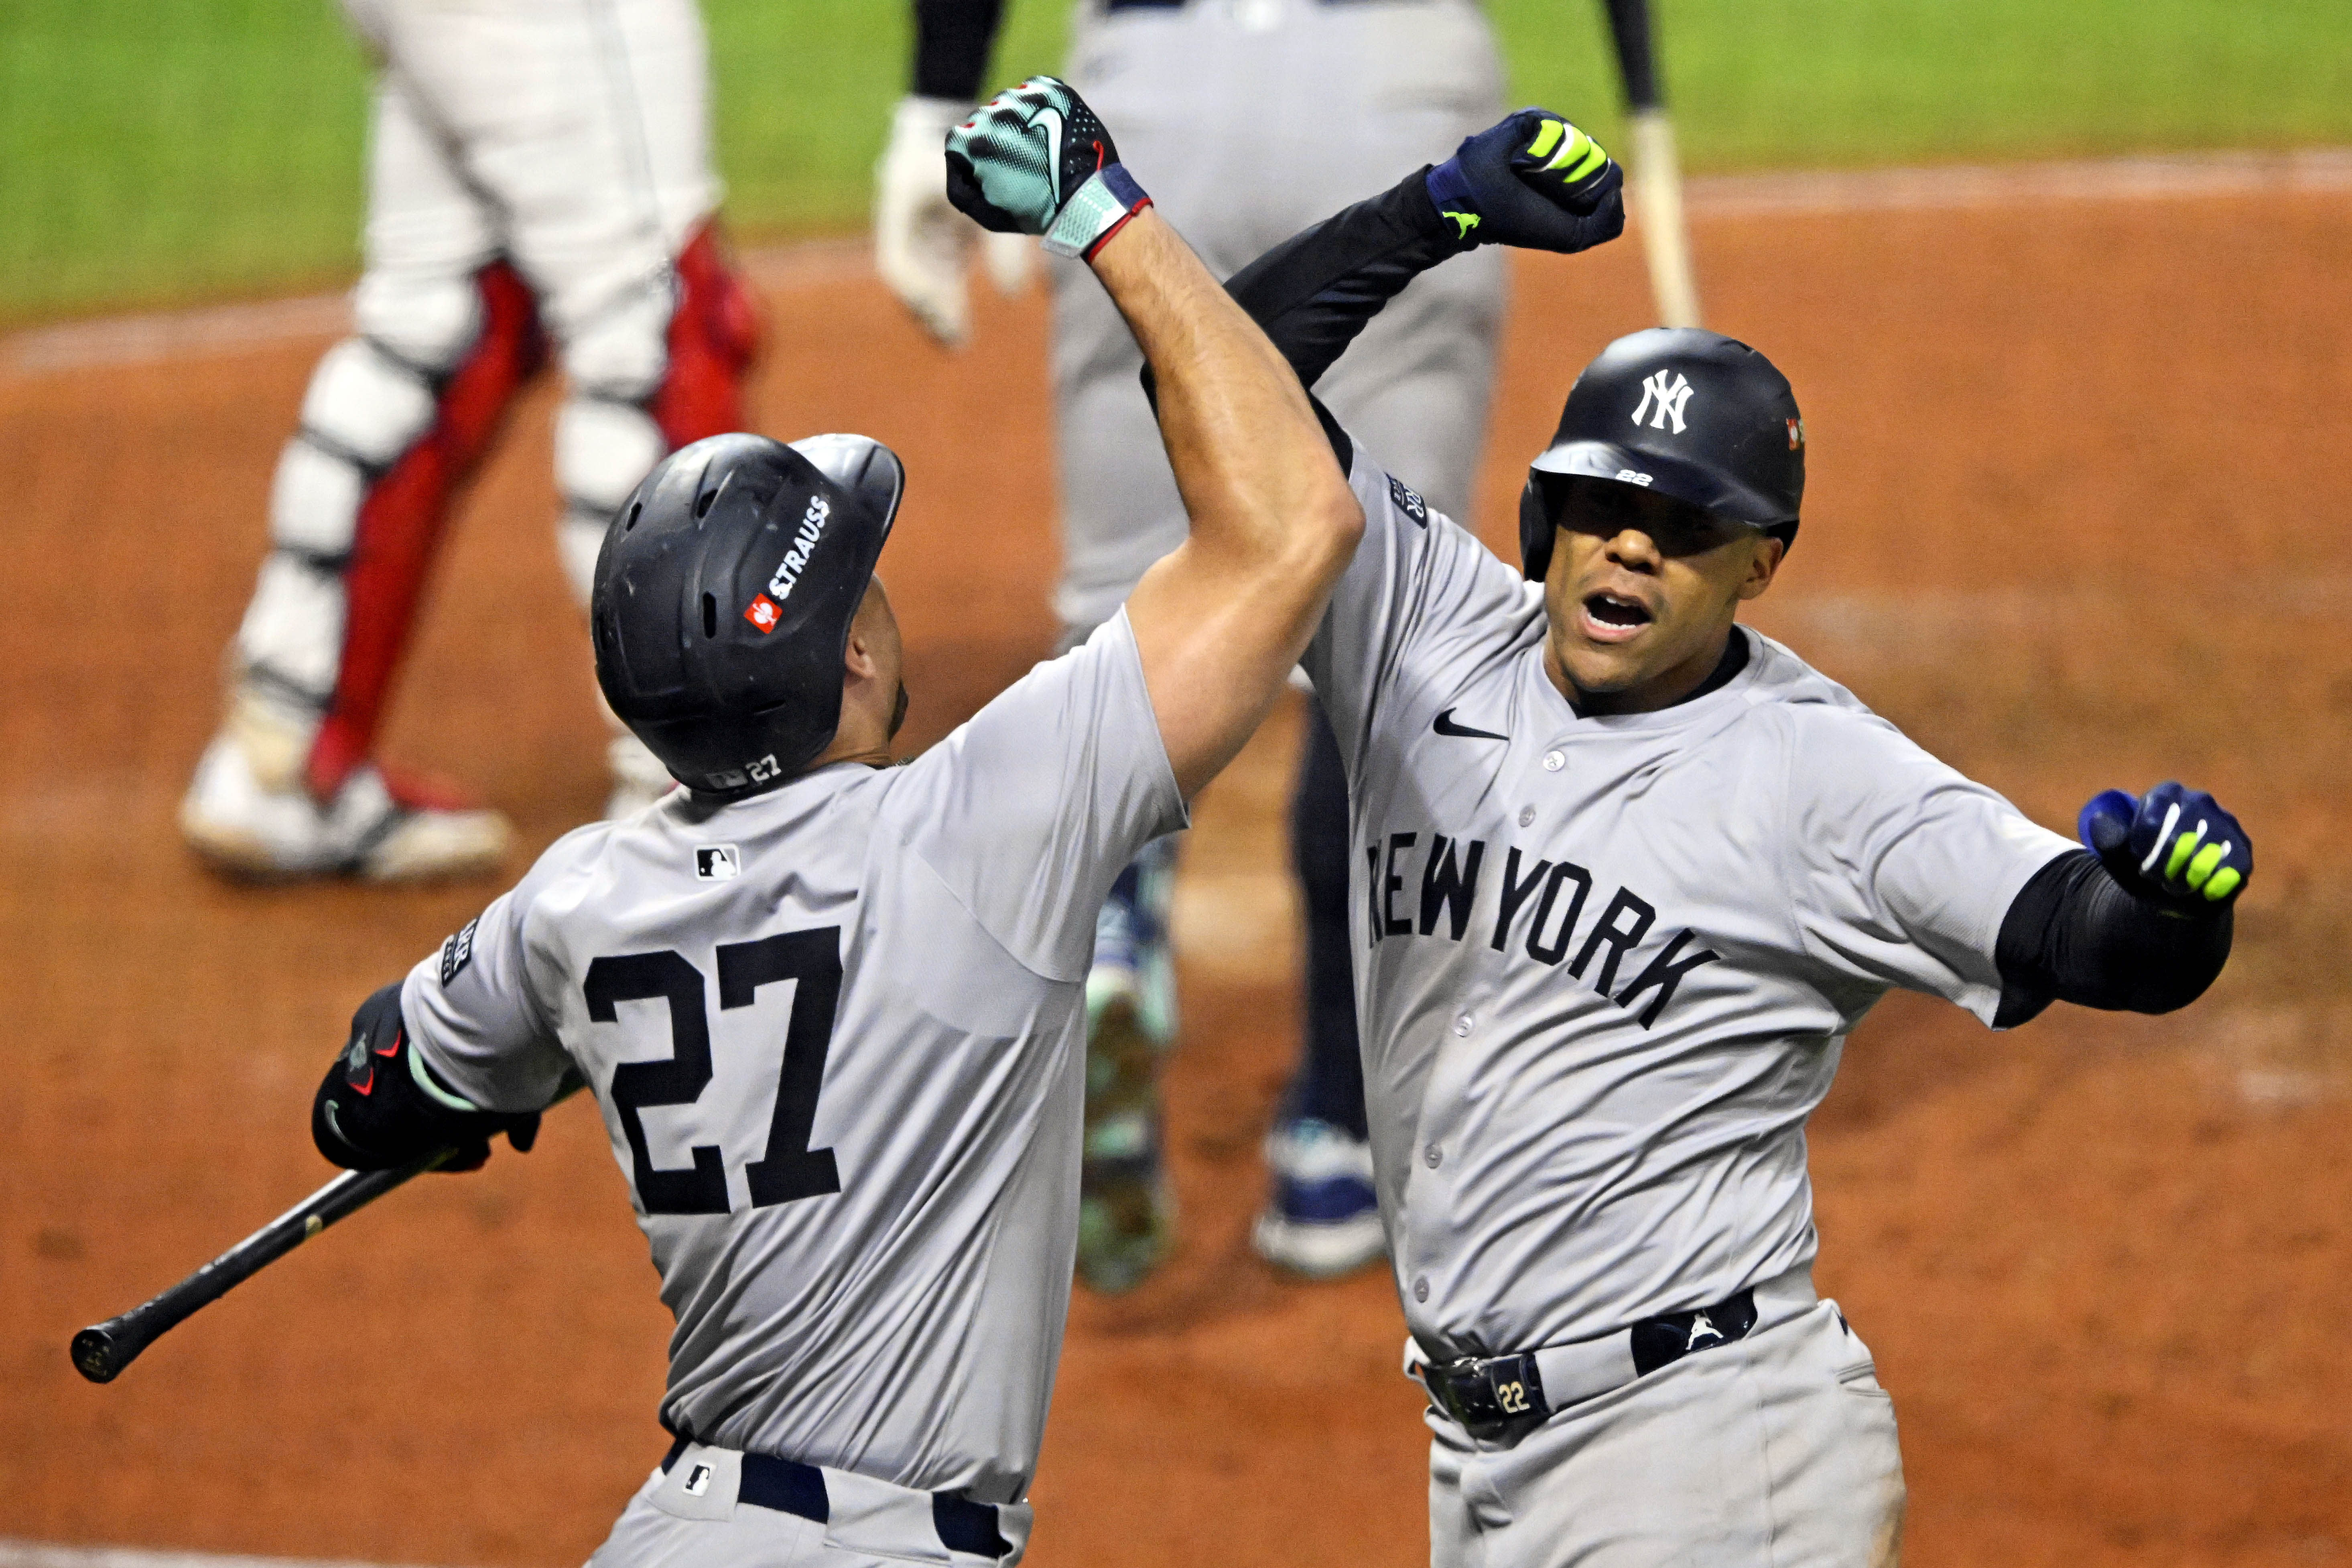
[1188,110,2248,1562]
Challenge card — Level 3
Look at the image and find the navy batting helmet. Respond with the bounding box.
[592,432,904,799]
[1518,328,1804,582]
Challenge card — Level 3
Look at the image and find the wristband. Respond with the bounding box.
[1045,164,1153,260]
[1423,158,1484,250]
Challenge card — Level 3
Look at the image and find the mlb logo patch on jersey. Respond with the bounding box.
[682,1462,714,1497]
[695,845,741,881]
[439,916,479,985]
[1389,475,1428,528]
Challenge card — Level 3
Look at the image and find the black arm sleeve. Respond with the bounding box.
[312,983,537,1171]
[1137,167,1459,469]
[912,0,1006,102]
[1991,850,2234,1028]
[1223,167,1462,391]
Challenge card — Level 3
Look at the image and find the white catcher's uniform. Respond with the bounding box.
[400,613,1186,1565]
[242,0,725,699]
[194,0,754,872]
[1305,451,2076,1565]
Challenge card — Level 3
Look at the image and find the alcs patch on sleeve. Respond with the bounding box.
[440,916,481,986]
[1389,475,1428,528]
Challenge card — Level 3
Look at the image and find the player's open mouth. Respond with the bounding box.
[1579,591,1653,642]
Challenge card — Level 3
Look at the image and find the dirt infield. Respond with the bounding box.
[4,187,2349,1568]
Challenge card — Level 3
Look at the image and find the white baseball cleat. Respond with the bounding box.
[179,695,510,883]
[1251,1117,1388,1280]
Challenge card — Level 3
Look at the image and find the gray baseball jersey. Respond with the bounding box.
[399,612,1186,1505]
[1302,451,2076,1361]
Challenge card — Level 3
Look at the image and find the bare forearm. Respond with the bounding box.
[938,78,1359,796]
[1086,210,1362,797]
[1089,210,1346,571]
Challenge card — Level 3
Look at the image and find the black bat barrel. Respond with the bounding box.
[1603,0,1663,112]
[69,1158,434,1384]
[71,1076,582,1385]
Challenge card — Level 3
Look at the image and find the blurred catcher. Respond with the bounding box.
[182,0,759,882]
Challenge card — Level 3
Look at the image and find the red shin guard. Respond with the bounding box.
[651,221,762,448]
[306,262,547,801]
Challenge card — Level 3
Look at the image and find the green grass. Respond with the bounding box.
[1,0,370,322]
[4,0,2348,324]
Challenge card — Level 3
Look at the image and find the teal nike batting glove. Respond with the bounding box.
[945,77,1152,260]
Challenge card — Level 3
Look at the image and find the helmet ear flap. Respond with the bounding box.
[1518,475,1556,583]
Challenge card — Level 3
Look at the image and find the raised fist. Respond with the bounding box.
[1425,109,1626,255]
[945,77,1151,260]
[2079,781,2250,914]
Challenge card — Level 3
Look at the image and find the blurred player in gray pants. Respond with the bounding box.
[877,0,1505,1291]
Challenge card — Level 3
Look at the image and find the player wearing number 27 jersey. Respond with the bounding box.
[402,615,1180,1505]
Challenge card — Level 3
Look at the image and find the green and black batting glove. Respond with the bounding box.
[945,77,1152,260]
[2078,781,2251,915]
[1424,108,1625,254]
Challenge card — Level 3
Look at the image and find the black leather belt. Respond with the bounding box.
[661,1434,1011,1559]
[1418,1285,1765,1444]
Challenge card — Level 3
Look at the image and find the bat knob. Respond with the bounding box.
[71,1325,124,1384]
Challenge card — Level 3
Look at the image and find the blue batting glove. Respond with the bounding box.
[1425,108,1625,254]
[2079,781,2250,914]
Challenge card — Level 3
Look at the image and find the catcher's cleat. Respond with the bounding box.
[180,692,510,883]
[1076,841,1179,1293]
[1251,1117,1387,1280]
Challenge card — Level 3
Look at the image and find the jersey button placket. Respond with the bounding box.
[1404,1005,1476,1314]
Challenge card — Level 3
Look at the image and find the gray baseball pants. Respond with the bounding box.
[587,1440,1032,1567]
[1427,1301,1907,1567]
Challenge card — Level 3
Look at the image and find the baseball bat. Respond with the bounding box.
[1600,0,1702,328]
[71,1079,584,1385]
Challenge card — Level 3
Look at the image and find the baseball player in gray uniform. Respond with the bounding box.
[292,76,1412,1566]
[877,0,1510,1289]
[1201,109,2253,1562]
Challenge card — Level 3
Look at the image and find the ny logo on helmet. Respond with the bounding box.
[1631,370,1694,434]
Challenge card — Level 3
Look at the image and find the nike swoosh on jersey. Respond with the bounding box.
[1032,106,1065,205]
[1433,709,1508,740]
